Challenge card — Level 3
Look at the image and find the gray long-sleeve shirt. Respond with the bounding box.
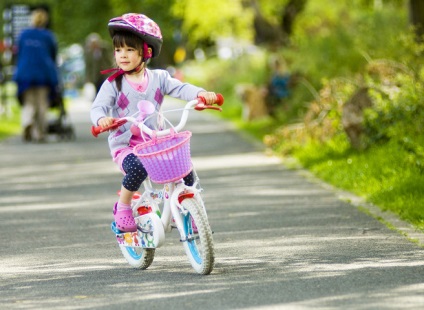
[90,68,204,156]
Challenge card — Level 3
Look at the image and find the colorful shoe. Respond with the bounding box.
[113,203,137,232]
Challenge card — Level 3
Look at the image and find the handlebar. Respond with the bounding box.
[91,94,224,138]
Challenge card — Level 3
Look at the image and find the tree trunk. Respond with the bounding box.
[409,0,424,39]
[249,0,307,47]
[281,0,307,37]
[250,0,283,45]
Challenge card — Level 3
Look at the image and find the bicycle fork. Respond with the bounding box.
[169,182,201,242]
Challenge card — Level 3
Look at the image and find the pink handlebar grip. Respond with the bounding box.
[195,93,225,111]
[216,93,224,106]
[91,119,127,137]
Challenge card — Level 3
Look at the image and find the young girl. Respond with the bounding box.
[90,13,217,232]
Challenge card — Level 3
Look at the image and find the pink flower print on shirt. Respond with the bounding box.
[117,93,130,117]
[154,88,164,104]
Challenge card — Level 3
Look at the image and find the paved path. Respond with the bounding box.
[1,96,424,309]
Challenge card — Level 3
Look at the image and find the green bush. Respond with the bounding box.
[0,104,21,140]
[285,1,409,88]
[182,2,424,230]
[261,2,424,229]
[0,82,21,140]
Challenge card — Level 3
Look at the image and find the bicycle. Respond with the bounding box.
[91,94,224,275]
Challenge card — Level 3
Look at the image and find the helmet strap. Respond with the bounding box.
[142,42,152,62]
[132,61,144,74]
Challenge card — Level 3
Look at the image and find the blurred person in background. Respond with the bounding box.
[13,8,59,143]
[265,57,291,117]
[84,33,112,95]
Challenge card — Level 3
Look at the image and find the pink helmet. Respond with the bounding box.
[108,13,163,57]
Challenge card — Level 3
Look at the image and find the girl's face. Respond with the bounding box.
[114,44,142,72]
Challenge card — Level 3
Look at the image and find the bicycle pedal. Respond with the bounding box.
[180,235,200,242]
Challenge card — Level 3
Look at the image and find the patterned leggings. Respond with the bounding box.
[122,153,194,191]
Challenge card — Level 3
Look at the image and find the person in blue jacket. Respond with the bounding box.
[13,8,59,142]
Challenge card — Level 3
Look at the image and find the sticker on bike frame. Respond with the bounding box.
[114,215,159,248]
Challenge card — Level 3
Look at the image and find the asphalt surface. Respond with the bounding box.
[1,96,424,309]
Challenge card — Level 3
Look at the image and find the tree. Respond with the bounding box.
[54,0,113,46]
[250,0,307,46]
[173,0,307,49]
[409,0,424,39]
[172,0,253,47]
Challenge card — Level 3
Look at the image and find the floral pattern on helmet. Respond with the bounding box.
[121,13,162,39]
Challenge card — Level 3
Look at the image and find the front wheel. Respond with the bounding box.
[180,198,215,275]
[117,212,164,269]
[119,246,155,269]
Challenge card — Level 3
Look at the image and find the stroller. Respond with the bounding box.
[47,88,76,141]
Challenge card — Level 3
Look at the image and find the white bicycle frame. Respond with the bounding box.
[130,173,205,245]
[117,99,208,247]
[124,98,201,138]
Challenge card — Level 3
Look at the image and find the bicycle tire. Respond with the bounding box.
[180,198,215,275]
[119,245,155,269]
[117,211,165,269]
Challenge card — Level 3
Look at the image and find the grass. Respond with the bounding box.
[0,104,21,140]
[0,82,21,140]
[294,138,424,230]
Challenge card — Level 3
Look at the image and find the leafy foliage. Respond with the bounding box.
[172,0,253,46]
[260,1,424,228]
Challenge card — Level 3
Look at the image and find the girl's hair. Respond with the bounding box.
[113,31,144,91]
[113,31,144,51]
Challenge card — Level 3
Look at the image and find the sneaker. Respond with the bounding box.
[113,203,137,232]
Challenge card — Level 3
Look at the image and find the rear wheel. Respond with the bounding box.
[180,198,215,275]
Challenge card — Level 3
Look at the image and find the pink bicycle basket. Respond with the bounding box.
[133,131,192,184]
